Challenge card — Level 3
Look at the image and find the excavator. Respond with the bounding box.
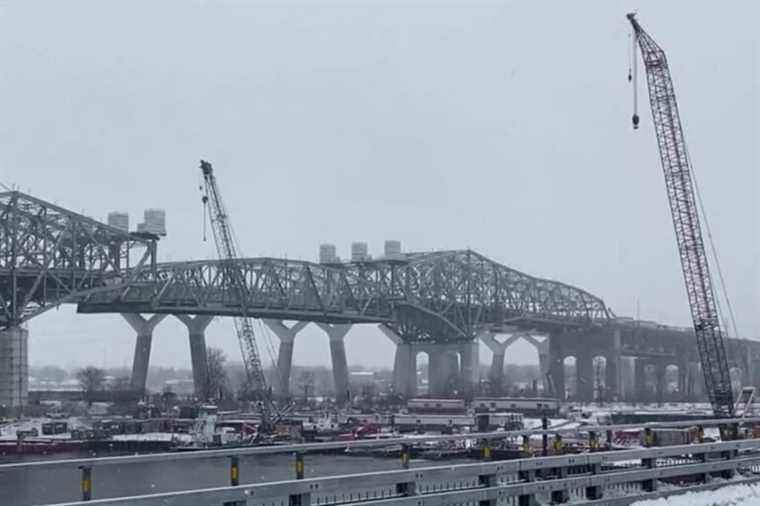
[627,14,750,424]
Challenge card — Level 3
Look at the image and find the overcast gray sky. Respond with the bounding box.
[1,1,757,371]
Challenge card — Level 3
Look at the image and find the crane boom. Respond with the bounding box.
[627,14,734,417]
[200,160,273,427]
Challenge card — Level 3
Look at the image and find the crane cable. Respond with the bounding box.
[629,30,640,129]
[227,223,279,373]
[684,142,741,342]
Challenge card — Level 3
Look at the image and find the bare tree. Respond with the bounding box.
[205,347,230,401]
[110,376,132,391]
[297,371,315,404]
[76,366,105,403]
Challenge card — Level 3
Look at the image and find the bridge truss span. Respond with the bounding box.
[78,249,611,342]
[0,191,157,327]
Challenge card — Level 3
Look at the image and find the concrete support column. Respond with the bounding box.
[654,362,666,403]
[0,326,29,410]
[316,323,351,405]
[522,334,550,395]
[445,350,460,390]
[678,363,688,402]
[428,348,447,395]
[548,336,565,400]
[480,332,520,394]
[536,340,550,394]
[122,313,167,394]
[694,362,705,398]
[263,320,308,399]
[489,350,506,391]
[605,330,622,401]
[577,353,594,402]
[634,358,647,402]
[460,340,478,397]
[605,357,619,402]
[378,325,416,398]
[175,315,214,398]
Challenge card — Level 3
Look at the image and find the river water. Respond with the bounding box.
[1,451,469,505]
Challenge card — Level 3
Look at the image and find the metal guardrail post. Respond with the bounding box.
[229,456,239,486]
[290,453,309,505]
[482,441,492,461]
[589,431,599,452]
[79,465,92,501]
[720,445,736,480]
[521,435,530,457]
[697,450,710,484]
[400,443,411,469]
[518,468,535,506]
[541,417,548,457]
[585,460,602,500]
[295,452,305,480]
[550,464,569,504]
[643,427,654,447]
[395,467,416,499]
[642,454,657,492]
[585,430,602,499]
[549,432,568,503]
[396,442,414,497]
[478,471,497,506]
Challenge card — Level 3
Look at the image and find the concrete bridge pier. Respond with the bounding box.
[521,334,550,394]
[378,325,416,398]
[423,342,478,397]
[460,340,478,397]
[605,357,620,401]
[605,330,622,402]
[480,331,524,394]
[442,351,459,390]
[0,326,28,410]
[175,315,214,398]
[548,337,566,400]
[426,345,455,395]
[316,323,351,405]
[122,313,167,394]
[263,320,308,399]
[677,364,688,400]
[577,353,595,402]
[634,358,647,402]
[654,362,667,403]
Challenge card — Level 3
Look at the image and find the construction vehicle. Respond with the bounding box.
[627,14,735,418]
[199,160,277,432]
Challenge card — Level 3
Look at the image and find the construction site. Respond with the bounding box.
[0,4,757,506]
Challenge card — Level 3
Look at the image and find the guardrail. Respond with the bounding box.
[3,416,758,505]
[47,438,760,506]
[6,416,759,472]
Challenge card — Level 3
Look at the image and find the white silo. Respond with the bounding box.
[319,243,338,264]
[107,212,129,232]
[351,242,369,262]
[384,240,402,258]
[141,209,166,236]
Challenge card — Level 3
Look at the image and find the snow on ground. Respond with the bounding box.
[633,482,760,505]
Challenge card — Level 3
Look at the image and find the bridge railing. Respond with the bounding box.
[46,437,760,506]
[5,417,760,505]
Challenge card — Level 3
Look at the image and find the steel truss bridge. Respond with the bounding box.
[1,191,611,342]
